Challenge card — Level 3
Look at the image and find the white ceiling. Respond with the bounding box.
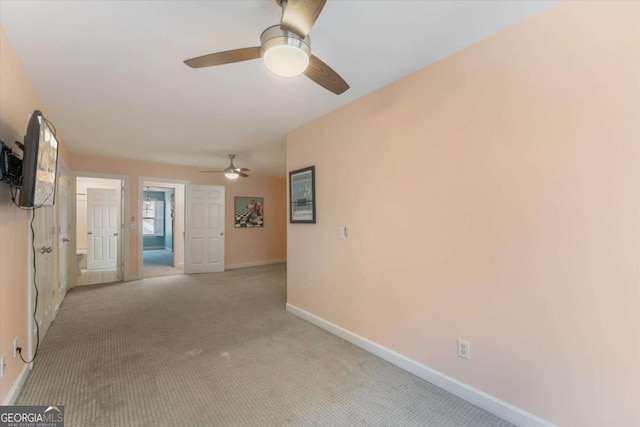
[1,0,556,176]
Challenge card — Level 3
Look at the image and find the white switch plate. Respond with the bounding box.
[339,226,348,239]
[13,338,18,358]
[0,354,5,377]
[458,339,471,360]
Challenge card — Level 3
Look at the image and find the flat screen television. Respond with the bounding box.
[18,110,59,207]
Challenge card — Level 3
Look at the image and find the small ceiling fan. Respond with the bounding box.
[200,154,249,179]
[184,0,349,95]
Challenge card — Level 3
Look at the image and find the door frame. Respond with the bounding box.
[74,171,131,281]
[138,177,189,278]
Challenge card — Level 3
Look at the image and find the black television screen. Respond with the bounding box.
[19,110,59,207]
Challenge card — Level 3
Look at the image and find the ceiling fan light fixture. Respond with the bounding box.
[264,45,309,77]
[184,1,349,95]
[260,26,310,78]
[225,171,240,179]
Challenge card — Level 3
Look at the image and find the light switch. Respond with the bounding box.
[339,226,348,239]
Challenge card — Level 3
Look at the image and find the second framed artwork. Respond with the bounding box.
[289,166,316,223]
[235,197,264,228]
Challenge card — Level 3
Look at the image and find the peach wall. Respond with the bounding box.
[0,26,70,402]
[0,24,33,403]
[70,152,286,277]
[286,2,640,426]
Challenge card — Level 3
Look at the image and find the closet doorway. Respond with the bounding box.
[139,179,186,278]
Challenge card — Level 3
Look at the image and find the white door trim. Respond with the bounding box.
[138,177,190,279]
[74,171,130,281]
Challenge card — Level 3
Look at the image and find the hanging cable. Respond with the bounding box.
[18,207,40,364]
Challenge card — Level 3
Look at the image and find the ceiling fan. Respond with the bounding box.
[200,154,250,179]
[184,0,349,95]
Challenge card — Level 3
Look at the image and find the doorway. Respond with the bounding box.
[140,179,186,278]
[75,176,124,285]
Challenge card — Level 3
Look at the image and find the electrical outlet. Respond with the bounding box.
[0,355,5,377]
[458,339,471,360]
[13,338,18,358]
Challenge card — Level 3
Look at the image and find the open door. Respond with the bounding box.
[87,188,119,270]
[32,206,55,340]
[185,185,225,274]
[117,181,125,280]
[57,164,71,304]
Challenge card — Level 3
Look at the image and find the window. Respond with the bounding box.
[143,200,164,236]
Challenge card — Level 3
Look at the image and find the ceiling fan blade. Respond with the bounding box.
[280,0,327,38]
[199,170,224,173]
[304,55,349,95]
[235,168,250,172]
[238,172,249,178]
[184,47,261,68]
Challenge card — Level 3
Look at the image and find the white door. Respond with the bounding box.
[57,166,71,305]
[185,185,225,274]
[87,188,119,270]
[117,181,125,280]
[32,206,55,339]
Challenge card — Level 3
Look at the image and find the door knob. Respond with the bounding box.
[113,232,119,236]
[220,232,224,236]
[40,247,53,254]
[47,247,53,253]
[87,231,92,235]
[62,238,70,242]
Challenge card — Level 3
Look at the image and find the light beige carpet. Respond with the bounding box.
[142,265,184,279]
[17,264,512,427]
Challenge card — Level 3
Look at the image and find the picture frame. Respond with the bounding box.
[289,166,316,224]
[235,196,264,228]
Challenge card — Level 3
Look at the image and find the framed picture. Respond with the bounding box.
[289,166,316,223]
[235,197,264,228]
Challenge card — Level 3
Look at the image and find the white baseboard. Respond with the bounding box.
[2,364,30,405]
[226,259,286,270]
[286,303,556,427]
[124,275,138,282]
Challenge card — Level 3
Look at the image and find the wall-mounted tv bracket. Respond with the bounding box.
[0,140,24,187]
